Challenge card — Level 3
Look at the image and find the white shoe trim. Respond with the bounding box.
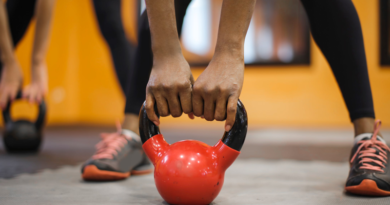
[354,133,386,144]
[121,129,141,142]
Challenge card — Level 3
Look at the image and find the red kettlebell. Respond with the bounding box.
[139,100,247,205]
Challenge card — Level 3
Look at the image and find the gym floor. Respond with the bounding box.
[1,127,390,204]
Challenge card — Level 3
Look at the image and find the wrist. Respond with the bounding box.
[1,55,17,67]
[151,31,182,58]
[31,57,45,68]
[153,49,186,64]
[214,42,244,61]
[213,48,244,63]
[152,44,183,60]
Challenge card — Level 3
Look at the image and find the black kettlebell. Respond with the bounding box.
[2,91,46,152]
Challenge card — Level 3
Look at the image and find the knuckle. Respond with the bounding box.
[145,103,153,110]
[147,84,155,91]
[193,110,202,117]
[192,85,202,94]
[162,83,174,91]
[170,105,183,117]
[171,111,183,118]
[215,114,225,121]
[219,86,229,94]
[227,106,236,113]
[160,111,169,117]
[151,83,165,92]
[204,114,214,121]
[178,82,190,91]
[203,87,213,94]
[182,107,192,114]
[205,117,214,121]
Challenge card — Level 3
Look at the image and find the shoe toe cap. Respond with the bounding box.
[81,159,116,173]
[346,172,390,191]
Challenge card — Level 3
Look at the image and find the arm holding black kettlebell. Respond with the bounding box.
[144,0,255,131]
[0,0,55,108]
[0,3,23,109]
[144,0,194,127]
[23,0,56,104]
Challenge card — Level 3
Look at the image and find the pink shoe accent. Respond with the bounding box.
[92,122,128,160]
[350,120,390,172]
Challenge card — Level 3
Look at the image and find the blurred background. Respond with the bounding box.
[7,0,390,129]
[3,2,390,203]
[1,0,390,179]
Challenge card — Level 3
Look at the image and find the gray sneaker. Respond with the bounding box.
[81,128,152,181]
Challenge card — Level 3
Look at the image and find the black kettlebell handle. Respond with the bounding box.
[139,99,248,151]
[2,91,46,130]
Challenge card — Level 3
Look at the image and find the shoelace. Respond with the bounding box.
[92,122,128,160]
[350,120,390,172]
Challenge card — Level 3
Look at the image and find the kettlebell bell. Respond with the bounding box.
[139,100,247,205]
[2,91,46,152]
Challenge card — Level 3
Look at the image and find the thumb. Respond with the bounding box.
[145,93,160,126]
[225,97,238,132]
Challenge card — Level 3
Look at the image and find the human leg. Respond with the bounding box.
[122,0,192,133]
[92,0,135,94]
[301,0,375,136]
[82,0,192,181]
[300,0,389,196]
[83,1,146,181]
[0,0,36,73]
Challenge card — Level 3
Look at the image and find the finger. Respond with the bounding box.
[167,94,182,117]
[22,86,30,99]
[187,112,194,120]
[9,88,17,102]
[203,97,215,121]
[179,87,192,114]
[28,89,36,104]
[214,96,228,121]
[145,93,160,126]
[192,90,203,117]
[154,94,169,117]
[36,88,44,103]
[0,90,9,109]
[36,92,43,104]
[225,97,238,132]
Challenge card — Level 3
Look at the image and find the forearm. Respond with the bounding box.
[31,0,56,67]
[214,0,255,59]
[0,4,16,65]
[145,0,182,60]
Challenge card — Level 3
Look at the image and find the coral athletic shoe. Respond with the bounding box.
[345,120,390,196]
[81,124,153,181]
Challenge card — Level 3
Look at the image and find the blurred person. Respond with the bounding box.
[0,0,55,153]
[0,0,55,107]
[81,0,191,181]
[143,0,390,196]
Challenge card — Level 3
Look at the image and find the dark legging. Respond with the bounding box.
[92,0,135,95]
[93,0,191,115]
[125,0,375,121]
[0,0,36,72]
[300,0,375,121]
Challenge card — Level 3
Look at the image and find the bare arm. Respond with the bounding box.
[0,4,15,65]
[192,0,255,131]
[144,0,194,125]
[0,3,23,108]
[24,0,56,103]
[31,0,56,65]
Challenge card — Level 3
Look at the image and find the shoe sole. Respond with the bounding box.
[82,165,153,181]
[345,179,390,196]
